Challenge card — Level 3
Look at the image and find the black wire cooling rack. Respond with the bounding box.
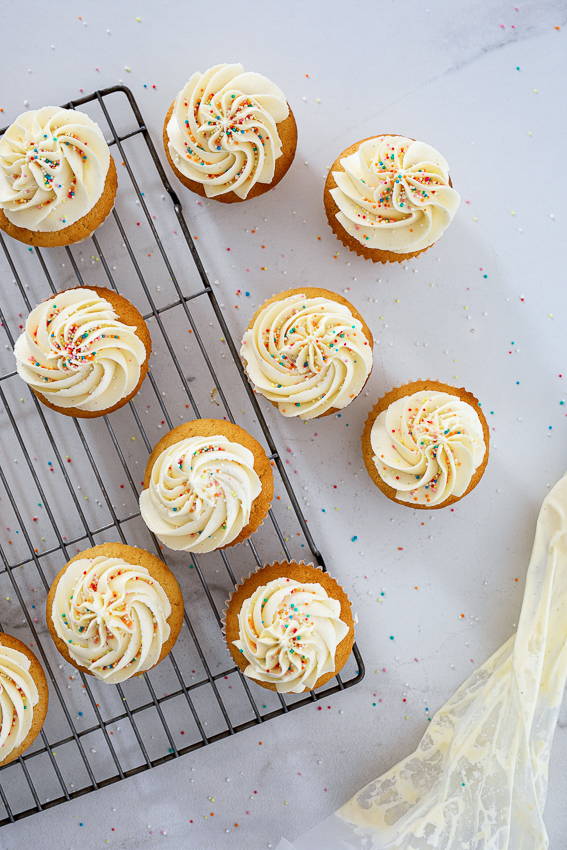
[0,86,364,826]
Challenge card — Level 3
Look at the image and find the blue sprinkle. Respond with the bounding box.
[549,426,552,430]
[517,381,520,385]
[322,509,326,512]
[351,536,357,542]
[78,711,83,716]
[245,291,250,296]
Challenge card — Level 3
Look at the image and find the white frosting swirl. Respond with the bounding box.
[241,293,373,419]
[330,135,460,253]
[166,63,289,199]
[14,288,147,413]
[52,556,171,684]
[140,435,262,552]
[371,390,486,506]
[233,576,349,693]
[0,642,39,763]
[0,107,110,232]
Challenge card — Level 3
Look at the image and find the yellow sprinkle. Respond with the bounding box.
[528,132,532,136]
[533,89,538,93]
[125,66,131,72]
[464,306,468,310]
[132,437,136,441]
[5,597,10,602]
[511,211,515,216]
[395,299,400,303]
[549,314,553,318]
[473,217,478,221]
[136,16,141,21]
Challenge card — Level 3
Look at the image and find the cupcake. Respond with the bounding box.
[0,633,48,765]
[240,287,373,420]
[46,543,184,684]
[362,380,489,509]
[224,561,355,693]
[14,285,151,418]
[0,106,117,246]
[140,419,274,553]
[163,63,297,203]
[324,135,460,263]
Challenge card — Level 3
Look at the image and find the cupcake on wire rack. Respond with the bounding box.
[224,561,355,694]
[163,63,297,203]
[13,285,151,418]
[140,419,274,553]
[0,106,117,246]
[47,543,184,684]
[0,633,48,766]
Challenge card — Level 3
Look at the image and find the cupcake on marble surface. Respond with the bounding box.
[14,285,151,418]
[140,420,274,553]
[324,135,460,263]
[0,633,48,765]
[46,543,184,684]
[163,63,297,203]
[224,561,355,694]
[0,107,117,246]
[362,380,489,509]
[240,287,373,420]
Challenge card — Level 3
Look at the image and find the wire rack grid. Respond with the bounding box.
[0,86,364,826]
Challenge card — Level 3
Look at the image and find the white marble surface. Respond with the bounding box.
[1,1,567,847]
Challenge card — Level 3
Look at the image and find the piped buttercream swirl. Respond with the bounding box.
[241,293,373,419]
[52,556,171,684]
[14,288,147,413]
[371,390,486,506]
[330,135,460,253]
[233,576,349,693]
[0,107,110,232]
[139,435,262,552]
[166,63,289,199]
[0,642,39,763]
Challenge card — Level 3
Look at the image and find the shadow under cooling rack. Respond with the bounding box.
[0,86,364,826]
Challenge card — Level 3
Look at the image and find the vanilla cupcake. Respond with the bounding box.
[140,420,274,553]
[0,633,48,766]
[13,285,151,418]
[240,287,373,420]
[224,561,355,693]
[0,106,117,246]
[362,380,489,509]
[46,543,184,684]
[163,63,297,203]
[324,135,460,263]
